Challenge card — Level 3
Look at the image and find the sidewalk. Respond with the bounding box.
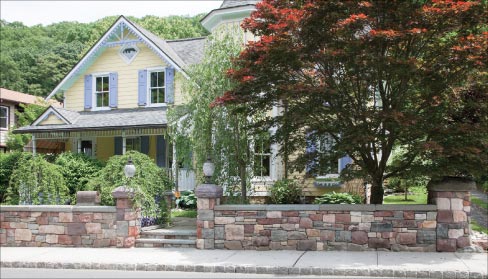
[1,247,487,278]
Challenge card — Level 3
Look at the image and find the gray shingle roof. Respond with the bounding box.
[167,37,207,66]
[220,0,258,8]
[15,107,167,133]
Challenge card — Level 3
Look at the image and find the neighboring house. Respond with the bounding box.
[14,0,361,197]
[0,88,45,153]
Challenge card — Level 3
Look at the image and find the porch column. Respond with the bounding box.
[31,135,36,155]
[77,138,82,153]
[172,140,178,191]
[122,131,127,154]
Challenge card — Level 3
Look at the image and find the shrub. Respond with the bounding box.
[175,190,197,209]
[0,152,23,203]
[86,151,173,222]
[54,152,104,202]
[270,179,302,204]
[6,154,69,205]
[314,191,362,204]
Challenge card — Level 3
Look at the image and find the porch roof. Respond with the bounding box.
[14,106,167,134]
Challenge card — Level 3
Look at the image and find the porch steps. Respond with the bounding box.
[136,229,196,248]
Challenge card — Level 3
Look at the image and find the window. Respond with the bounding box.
[0,106,8,129]
[126,137,141,152]
[81,140,93,157]
[254,134,271,177]
[149,70,165,104]
[94,75,109,108]
[306,132,337,176]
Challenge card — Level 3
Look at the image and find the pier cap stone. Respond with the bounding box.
[427,176,476,192]
[76,191,100,205]
[195,184,223,198]
[111,186,136,199]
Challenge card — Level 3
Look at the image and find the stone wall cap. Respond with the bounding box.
[195,184,223,198]
[318,204,376,211]
[111,186,136,199]
[375,204,437,211]
[427,176,476,192]
[0,205,116,213]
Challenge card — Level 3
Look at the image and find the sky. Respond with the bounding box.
[0,1,223,26]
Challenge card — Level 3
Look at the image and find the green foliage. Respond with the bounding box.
[314,192,362,205]
[471,197,488,211]
[6,102,48,151]
[169,33,261,201]
[0,15,208,97]
[86,151,173,217]
[175,190,197,209]
[6,154,69,205]
[270,179,302,204]
[0,152,23,203]
[54,152,105,202]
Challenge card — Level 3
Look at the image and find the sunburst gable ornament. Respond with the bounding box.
[119,45,139,64]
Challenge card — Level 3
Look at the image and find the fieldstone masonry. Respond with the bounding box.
[196,177,475,252]
[427,177,475,252]
[0,188,140,248]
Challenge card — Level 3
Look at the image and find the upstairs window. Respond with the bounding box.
[94,75,110,108]
[149,69,165,104]
[0,106,8,129]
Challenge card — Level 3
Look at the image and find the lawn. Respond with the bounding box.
[471,197,488,211]
[171,209,197,218]
[383,186,427,205]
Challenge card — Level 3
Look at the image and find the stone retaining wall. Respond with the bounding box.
[207,204,438,252]
[0,206,117,247]
[0,186,141,248]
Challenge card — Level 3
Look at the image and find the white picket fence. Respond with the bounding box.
[177,168,196,191]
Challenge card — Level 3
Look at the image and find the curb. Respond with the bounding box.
[1,261,486,279]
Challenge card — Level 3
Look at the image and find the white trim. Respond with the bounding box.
[146,67,166,106]
[32,107,70,126]
[201,5,256,32]
[0,105,9,130]
[92,73,111,110]
[45,17,187,101]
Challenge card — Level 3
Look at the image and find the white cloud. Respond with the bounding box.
[0,1,222,26]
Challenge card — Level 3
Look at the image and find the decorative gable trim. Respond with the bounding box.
[32,107,71,126]
[45,16,187,101]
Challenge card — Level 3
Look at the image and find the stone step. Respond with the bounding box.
[135,238,196,248]
[141,229,196,236]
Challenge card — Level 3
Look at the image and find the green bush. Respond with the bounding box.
[54,152,104,202]
[270,179,302,204]
[175,190,197,209]
[0,152,23,203]
[86,151,173,218]
[6,154,69,205]
[314,191,362,204]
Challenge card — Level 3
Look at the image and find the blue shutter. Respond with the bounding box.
[84,75,92,109]
[109,72,118,108]
[156,135,166,167]
[138,69,147,106]
[339,156,353,173]
[141,136,149,155]
[305,132,317,174]
[114,137,123,155]
[165,67,174,104]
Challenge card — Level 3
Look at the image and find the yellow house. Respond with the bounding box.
[14,16,205,173]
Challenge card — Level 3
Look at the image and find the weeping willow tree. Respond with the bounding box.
[169,33,263,201]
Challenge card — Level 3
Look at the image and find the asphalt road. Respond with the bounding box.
[1,268,402,279]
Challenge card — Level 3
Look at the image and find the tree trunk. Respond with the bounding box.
[239,164,247,203]
[370,177,384,204]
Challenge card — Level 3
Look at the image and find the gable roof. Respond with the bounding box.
[201,1,257,32]
[45,16,204,101]
[1,88,39,104]
[220,0,258,8]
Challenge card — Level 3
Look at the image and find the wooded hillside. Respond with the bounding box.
[0,15,208,98]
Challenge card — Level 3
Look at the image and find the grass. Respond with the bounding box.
[471,219,488,234]
[471,197,488,211]
[171,209,197,218]
[383,186,427,205]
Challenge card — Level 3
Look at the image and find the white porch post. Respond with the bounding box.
[77,138,82,153]
[31,135,37,156]
[172,139,178,191]
[122,131,126,155]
